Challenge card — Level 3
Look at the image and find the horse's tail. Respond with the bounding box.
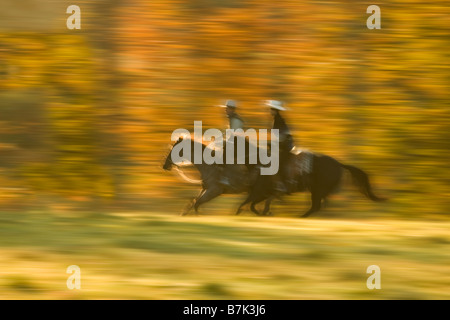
[341,164,386,202]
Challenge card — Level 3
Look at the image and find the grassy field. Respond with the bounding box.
[0,204,449,300]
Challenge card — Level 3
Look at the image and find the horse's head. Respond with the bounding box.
[163,136,185,171]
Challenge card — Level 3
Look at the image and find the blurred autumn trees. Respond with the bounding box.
[0,0,448,215]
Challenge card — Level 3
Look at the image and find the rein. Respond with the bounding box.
[174,164,203,184]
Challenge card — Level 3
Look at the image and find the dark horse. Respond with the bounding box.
[236,151,386,218]
[162,136,259,215]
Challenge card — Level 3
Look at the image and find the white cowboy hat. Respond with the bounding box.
[217,100,237,108]
[265,100,287,111]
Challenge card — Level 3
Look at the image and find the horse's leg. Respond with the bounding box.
[306,173,342,218]
[322,197,329,208]
[302,179,338,218]
[182,189,205,216]
[301,155,343,218]
[303,178,341,218]
[302,190,322,218]
[193,187,222,213]
[250,194,271,216]
[236,185,268,216]
[262,196,275,216]
[250,201,261,216]
[235,196,252,215]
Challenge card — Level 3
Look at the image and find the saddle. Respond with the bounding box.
[292,149,314,175]
[283,148,314,192]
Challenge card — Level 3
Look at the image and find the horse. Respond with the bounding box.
[162,137,259,215]
[236,150,386,218]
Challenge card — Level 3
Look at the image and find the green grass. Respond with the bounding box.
[0,210,449,299]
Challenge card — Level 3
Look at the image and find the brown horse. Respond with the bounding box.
[236,151,386,217]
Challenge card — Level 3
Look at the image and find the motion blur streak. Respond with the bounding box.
[0,1,449,300]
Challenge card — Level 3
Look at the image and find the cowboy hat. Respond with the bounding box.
[265,100,287,111]
[217,100,237,108]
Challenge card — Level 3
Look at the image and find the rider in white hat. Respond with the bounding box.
[266,100,293,149]
[219,100,244,130]
[218,100,245,190]
[265,99,287,111]
[266,100,295,194]
[266,100,288,133]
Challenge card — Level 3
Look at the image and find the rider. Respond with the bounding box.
[265,100,295,194]
[223,100,244,131]
[218,100,245,189]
